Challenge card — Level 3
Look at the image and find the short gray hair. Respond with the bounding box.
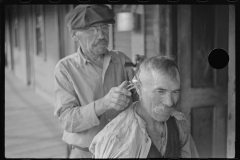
[137,55,179,82]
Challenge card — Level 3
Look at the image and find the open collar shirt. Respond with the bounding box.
[54,48,136,148]
[89,102,199,158]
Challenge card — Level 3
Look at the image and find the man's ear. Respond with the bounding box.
[70,29,78,41]
[136,84,141,96]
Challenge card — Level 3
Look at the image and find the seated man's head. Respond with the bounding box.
[65,5,115,56]
[135,55,180,122]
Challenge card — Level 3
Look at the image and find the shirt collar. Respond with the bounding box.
[77,47,91,67]
[133,102,147,132]
[77,47,117,67]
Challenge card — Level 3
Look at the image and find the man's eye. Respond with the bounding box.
[87,27,96,32]
[173,91,180,94]
[102,26,109,31]
[157,90,165,94]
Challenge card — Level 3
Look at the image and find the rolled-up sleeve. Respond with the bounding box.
[176,120,199,158]
[54,63,100,133]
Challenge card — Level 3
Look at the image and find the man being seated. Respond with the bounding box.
[89,55,199,158]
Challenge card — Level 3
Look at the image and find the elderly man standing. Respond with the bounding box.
[89,55,199,158]
[54,5,139,158]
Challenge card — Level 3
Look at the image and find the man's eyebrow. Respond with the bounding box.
[155,87,167,91]
[173,89,181,92]
[155,88,181,92]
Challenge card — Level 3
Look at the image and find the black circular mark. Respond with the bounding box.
[208,48,229,69]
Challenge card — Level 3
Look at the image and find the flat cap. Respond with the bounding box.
[65,5,115,30]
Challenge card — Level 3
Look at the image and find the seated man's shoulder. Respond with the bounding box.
[96,104,135,137]
[109,105,134,127]
[171,111,189,135]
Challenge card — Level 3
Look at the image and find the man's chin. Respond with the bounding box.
[152,114,171,122]
[94,45,108,54]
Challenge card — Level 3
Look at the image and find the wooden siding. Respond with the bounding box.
[113,5,132,59]
[12,5,28,85]
[145,5,156,58]
[191,5,215,88]
[34,5,60,104]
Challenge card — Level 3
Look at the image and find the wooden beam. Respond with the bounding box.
[131,5,145,60]
[153,5,160,55]
[227,5,235,158]
[153,5,172,56]
[107,5,114,51]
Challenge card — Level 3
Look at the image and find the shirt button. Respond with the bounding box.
[108,119,111,122]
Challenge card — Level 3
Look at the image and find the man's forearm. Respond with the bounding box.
[58,101,101,133]
[94,98,108,117]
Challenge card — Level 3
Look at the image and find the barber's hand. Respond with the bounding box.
[132,54,146,72]
[103,81,132,111]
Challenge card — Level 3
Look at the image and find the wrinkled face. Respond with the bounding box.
[138,69,180,122]
[75,22,109,56]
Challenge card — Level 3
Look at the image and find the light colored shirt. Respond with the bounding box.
[54,48,136,148]
[89,102,199,158]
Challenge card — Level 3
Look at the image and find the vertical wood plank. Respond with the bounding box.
[227,5,235,158]
[152,5,172,56]
[171,5,178,62]
[191,5,215,88]
[131,5,145,60]
[215,5,229,87]
[145,5,156,58]
[191,106,214,158]
[57,5,66,59]
[106,5,114,51]
[113,5,132,58]
[153,5,160,55]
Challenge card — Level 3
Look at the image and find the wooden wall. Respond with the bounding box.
[33,5,60,103]
[145,5,157,58]
[112,5,132,59]
[10,5,28,85]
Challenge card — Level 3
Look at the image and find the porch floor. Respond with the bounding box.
[5,68,67,158]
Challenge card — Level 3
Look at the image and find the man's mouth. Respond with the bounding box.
[153,105,174,115]
[96,40,107,46]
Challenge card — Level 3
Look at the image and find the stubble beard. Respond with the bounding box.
[151,103,175,122]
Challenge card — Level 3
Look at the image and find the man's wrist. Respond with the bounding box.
[94,98,108,117]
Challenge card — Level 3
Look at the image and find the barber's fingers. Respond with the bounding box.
[109,97,130,111]
[118,81,130,89]
[114,87,132,97]
[115,81,132,96]
[111,92,130,103]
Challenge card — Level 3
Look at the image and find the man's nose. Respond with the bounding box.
[97,29,105,39]
[163,93,173,107]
